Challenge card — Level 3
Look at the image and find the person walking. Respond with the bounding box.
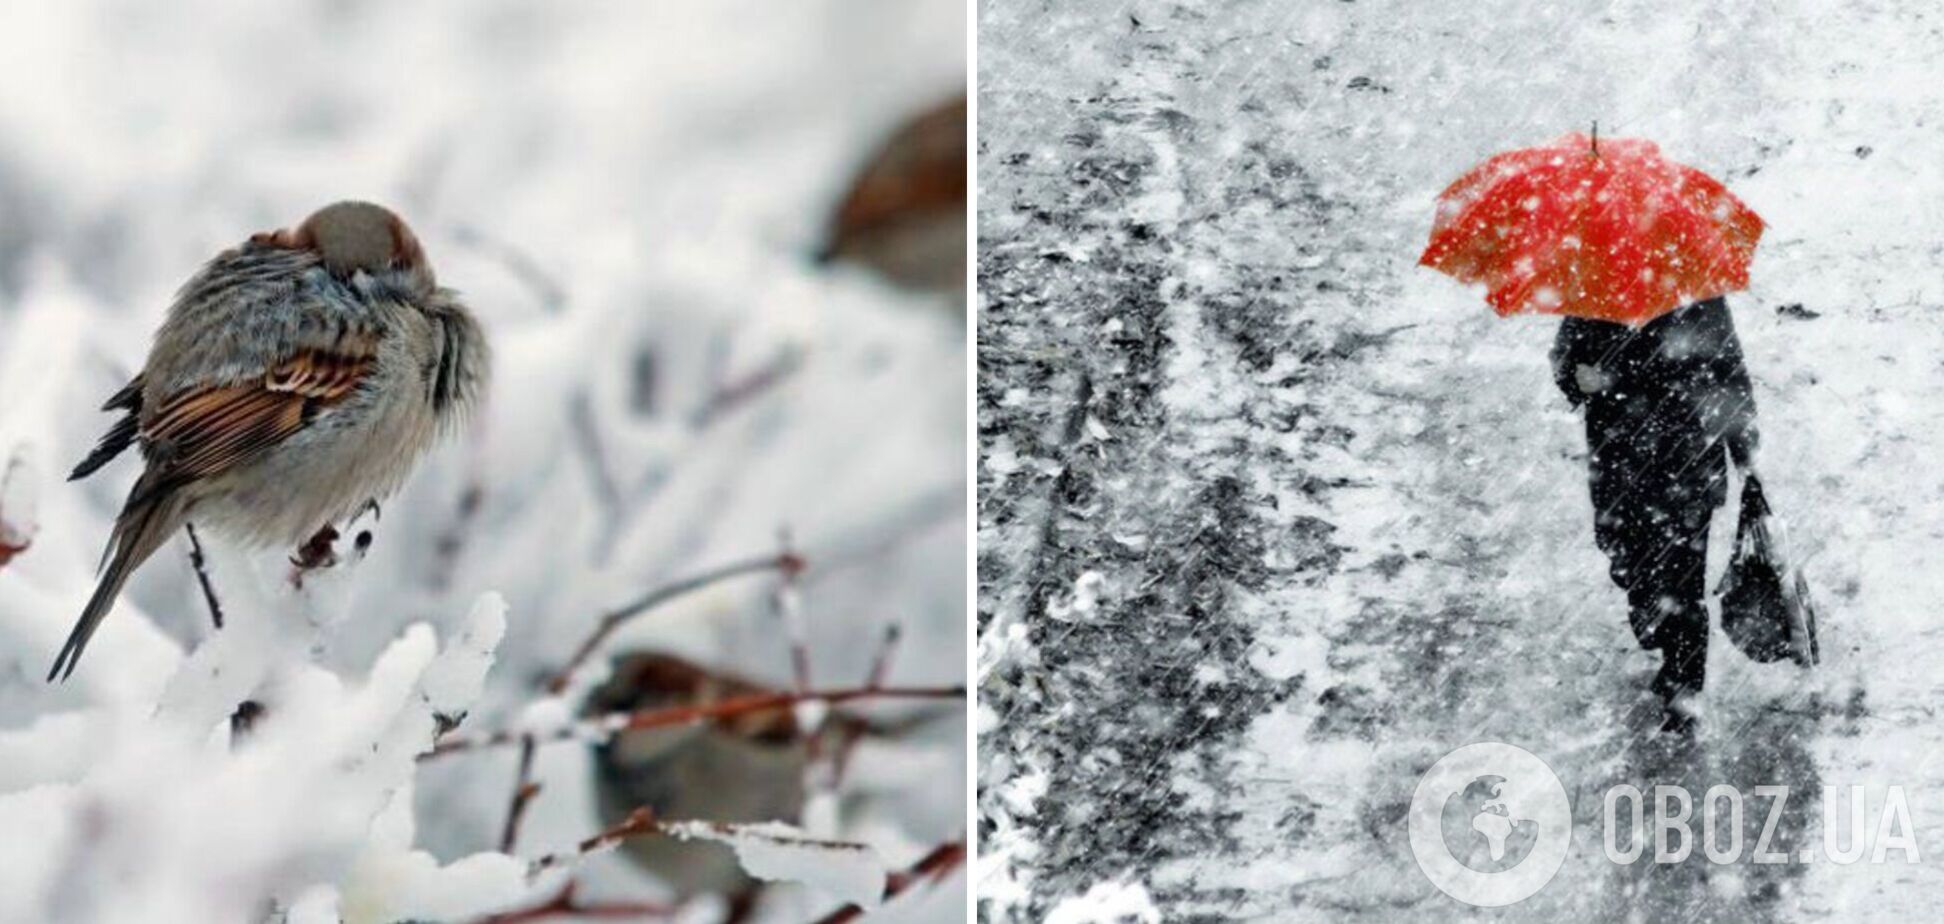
[1417,130,1769,733]
[1551,296,1759,730]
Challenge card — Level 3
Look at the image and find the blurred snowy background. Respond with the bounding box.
[981,1,1944,921]
[0,1,965,922]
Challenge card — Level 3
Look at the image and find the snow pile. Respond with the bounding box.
[0,584,512,923]
[0,450,34,568]
[0,1,964,921]
[320,786,527,924]
[1043,879,1161,924]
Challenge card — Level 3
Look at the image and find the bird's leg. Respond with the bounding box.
[292,524,339,568]
[184,523,225,630]
[288,524,341,588]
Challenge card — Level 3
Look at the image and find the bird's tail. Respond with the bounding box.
[49,484,184,682]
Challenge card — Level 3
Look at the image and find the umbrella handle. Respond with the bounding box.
[1590,120,1599,158]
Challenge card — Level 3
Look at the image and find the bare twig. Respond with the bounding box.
[809,840,967,924]
[865,623,902,691]
[431,480,486,590]
[569,390,625,518]
[451,223,567,315]
[425,684,965,758]
[572,390,635,565]
[499,736,542,853]
[690,348,804,428]
[546,552,807,695]
[474,879,674,923]
[832,623,906,786]
[184,523,224,630]
[829,719,871,790]
[770,530,812,696]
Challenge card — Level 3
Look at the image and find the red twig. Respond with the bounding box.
[474,880,674,923]
[546,552,807,695]
[810,840,966,924]
[691,348,804,428]
[499,736,542,853]
[530,806,662,875]
[425,684,965,758]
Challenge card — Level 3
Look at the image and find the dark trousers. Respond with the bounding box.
[1593,497,1712,696]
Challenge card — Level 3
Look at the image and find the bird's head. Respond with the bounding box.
[254,200,435,297]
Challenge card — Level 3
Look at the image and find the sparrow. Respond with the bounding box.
[588,652,810,901]
[818,94,966,298]
[52,200,487,681]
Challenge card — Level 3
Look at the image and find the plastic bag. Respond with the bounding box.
[1716,473,1820,667]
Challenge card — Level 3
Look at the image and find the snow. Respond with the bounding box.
[1043,879,1161,924]
[669,820,889,909]
[0,1,965,922]
[0,595,515,923]
[981,0,1944,920]
[336,787,530,924]
[0,450,36,562]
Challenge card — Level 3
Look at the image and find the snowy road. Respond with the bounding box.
[979,2,1944,920]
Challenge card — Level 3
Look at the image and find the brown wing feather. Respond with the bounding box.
[165,389,306,479]
[267,348,376,399]
[52,336,379,682]
[141,344,376,487]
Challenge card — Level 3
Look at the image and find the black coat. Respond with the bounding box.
[1551,297,1759,521]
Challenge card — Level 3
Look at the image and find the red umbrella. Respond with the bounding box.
[1419,131,1764,326]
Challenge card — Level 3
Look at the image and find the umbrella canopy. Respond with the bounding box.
[1419,132,1764,326]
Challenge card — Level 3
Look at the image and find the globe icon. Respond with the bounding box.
[1411,743,1572,906]
[1438,774,1542,873]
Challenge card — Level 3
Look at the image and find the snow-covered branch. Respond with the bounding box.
[426,683,964,757]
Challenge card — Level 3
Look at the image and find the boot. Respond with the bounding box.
[1651,633,1706,734]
